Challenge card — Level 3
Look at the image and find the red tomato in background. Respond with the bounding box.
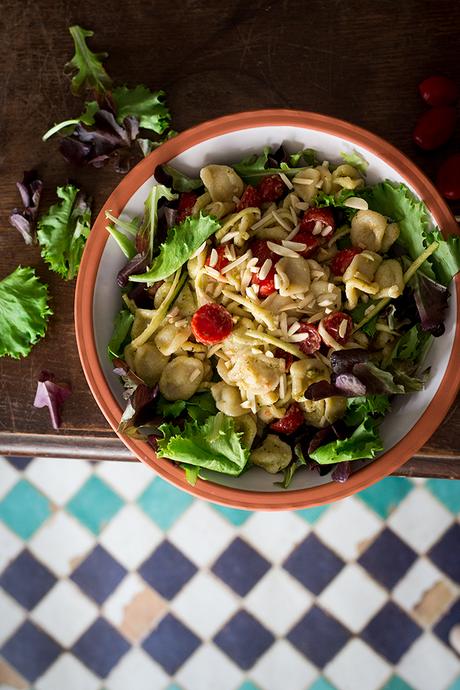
[419,76,459,106]
[413,106,456,150]
[436,153,460,200]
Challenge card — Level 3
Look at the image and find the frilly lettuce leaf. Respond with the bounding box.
[0,266,52,359]
[156,391,217,424]
[65,26,112,96]
[310,418,383,465]
[344,395,390,427]
[340,149,369,173]
[112,85,170,134]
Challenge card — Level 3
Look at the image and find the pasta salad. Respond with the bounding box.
[107,145,459,487]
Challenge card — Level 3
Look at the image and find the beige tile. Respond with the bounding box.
[0,659,29,689]
[120,586,167,643]
[413,579,457,626]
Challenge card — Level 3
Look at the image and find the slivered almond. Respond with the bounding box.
[279,172,293,189]
[293,177,314,185]
[221,251,251,274]
[220,230,239,243]
[267,241,300,258]
[282,239,308,251]
[312,221,324,235]
[209,248,218,267]
[287,321,301,335]
[338,319,348,339]
[272,210,292,231]
[259,258,273,281]
[344,196,369,210]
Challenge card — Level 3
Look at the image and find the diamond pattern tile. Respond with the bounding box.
[315,497,382,560]
[362,601,422,663]
[212,537,270,596]
[433,599,460,648]
[176,643,243,690]
[0,480,51,539]
[388,488,452,553]
[251,639,317,690]
[212,504,252,526]
[325,638,391,690]
[95,461,153,502]
[426,479,460,514]
[71,618,130,678]
[99,504,163,570]
[0,550,56,610]
[0,590,26,646]
[71,545,127,604]
[287,605,351,668]
[428,523,460,583]
[25,457,92,507]
[397,634,460,690]
[0,522,23,572]
[358,528,417,589]
[29,512,94,577]
[283,533,344,595]
[168,501,234,567]
[0,458,19,501]
[214,610,274,670]
[139,540,197,600]
[105,647,169,690]
[67,476,123,535]
[1,620,61,682]
[35,653,100,690]
[358,477,413,519]
[241,512,310,564]
[137,477,194,530]
[142,613,200,674]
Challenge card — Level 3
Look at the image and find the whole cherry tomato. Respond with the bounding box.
[436,153,460,200]
[419,76,458,106]
[413,106,456,150]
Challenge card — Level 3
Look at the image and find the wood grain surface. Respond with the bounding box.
[0,0,459,477]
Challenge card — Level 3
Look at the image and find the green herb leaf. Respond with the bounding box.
[158,412,250,476]
[138,130,178,157]
[156,391,217,425]
[344,395,390,426]
[340,149,369,174]
[112,85,170,134]
[288,148,318,167]
[108,309,134,359]
[232,147,271,183]
[0,266,52,359]
[37,185,92,280]
[160,164,203,192]
[310,418,384,465]
[130,212,220,283]
[65,26,112,96]
[388,324,432,365]
[181,464,201,486]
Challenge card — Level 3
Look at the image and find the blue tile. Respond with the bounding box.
[428,524,460,584]
[358,528,417,590]
[287,605,350,667]
[0,550,56,610]
[358,477,413,518]
[214,610,274,670]
[296,506,329,524]
[308,680,339,690]
[0,480,51,539]
[362,601,421,663]
[67,476,123,535]
[5,456,34,470]
[71,545,127,604]
[139,541,197,600]
[426,479,460,514]
[212,504,252,526]
[212,538,270,596]
[72,618,129,677]
[142,613,200,674]
[433,599,460,648]
[447,679,460,690]
[381,676,416,690]
[283,534,344,595]
[138,479,193,530]
[1,621,61,682]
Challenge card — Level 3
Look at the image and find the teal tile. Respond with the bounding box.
[0,480,51,539]
[212,504,252,526]
[165,685,184,690]
[382,676,415,690]
[426,479,460,514]
[67,476,123,534]
[309,679,338,690]
[447,678,460,690]
[296,505,329,523]
[138,478,193,530]
[358,476,413,518]
[237,682,262,690]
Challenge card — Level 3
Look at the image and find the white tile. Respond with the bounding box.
[35,653,100,690]
[103,572,147,627]
[29,512,94,577]
[315,497,382,561]
[397,633,460,690]
[0,460,19,500]
[176,644,243,690]
[95,461,153,501]
[106,647,169,690]
[99,505,163,570]
[168,502,234,567]
[393,558,448,614]
[319,563,387,633]
[25,457,91,506]
[31,580,98,646]
[0,590,25,646]
[388,488,452,553]
[171,572,238,639]
[246,568,312,635]
[325,638,391,690]
[241,512,310,564]
[251,639,317,690]
[0,523,22,571]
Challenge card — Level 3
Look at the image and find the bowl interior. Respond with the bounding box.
[92,123,457,493]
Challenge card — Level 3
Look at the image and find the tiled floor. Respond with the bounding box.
[0,456,459,690]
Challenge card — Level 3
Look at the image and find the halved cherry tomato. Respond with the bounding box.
[413,106,456,150]
[299,207,336,235]
[191,303,233,345]
[275,347,295,372]
[419,76,458,106]
[323,311,353,345]
[205,246,229,272]
[297,323,322,354]
[237,185,261,211]
[270,403,305,434]
[249,239,278,296]
[291,229,322,258]
[330,247,363,276]
[436,153,460,200]
[176,192,197,223]
[258,175,285,202]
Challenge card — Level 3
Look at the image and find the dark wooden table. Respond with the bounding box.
[1,0,459,478]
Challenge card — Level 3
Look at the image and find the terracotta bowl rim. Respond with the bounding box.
[74,108,460,511]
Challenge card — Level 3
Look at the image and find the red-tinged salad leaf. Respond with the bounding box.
[330,348,370,375]
[353,362,405,395]
[9,171,43,245]
[414,272,449,337]
[65,25,112,96]
[232,146,321,185]
[309,418,384,465]
[0,267,52,359]
[37,184,92,280]
[331,461,352,483]
[33,370,71,430]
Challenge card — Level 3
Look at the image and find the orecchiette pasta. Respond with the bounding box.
[211,381,246,417]
[125,342,169,386]
[200,165,244,202]
[159,356,204,400]
[154,323,192,356]
[351,210,387,251]
[292,168,321,202]
[375,259,404,298]
[331,164,364,193]
[233,414,258,448]
[290,358,329,400]
[250,435,292,474]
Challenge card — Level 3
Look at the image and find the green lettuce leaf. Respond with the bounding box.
[275,443,308,489]
[0,266,52,359]
[351,301,378,336]
[42,101,100,141]
[37,185,92,280]
[108,308,134,360]
[288,148,318,167]
[340,149,369,174]
[232,147,271,183]
[112,85,170,134]
[157,412,250,476]
[388,324,432,365]
[156,391,217,424]
[425,229,460,286]
[160,164,202,192]
[310,418,384,465]
[344,395,390,427]
[65,26,112,96]
[130,212,220,283]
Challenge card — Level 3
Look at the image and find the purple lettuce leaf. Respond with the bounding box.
[334,373,367,396]
[332,461,351,483]
[117,252,149,287]
[9,170,43,244]
[33,370,71,430]
[330,348,369,375]
[353,361,405,395]
[414,272,449,337]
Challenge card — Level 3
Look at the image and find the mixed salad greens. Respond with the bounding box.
[107,145,459,487]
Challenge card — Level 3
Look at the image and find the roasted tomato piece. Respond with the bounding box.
[291,229,323,258]
[296,323,322,354]
[299,207,336,236]
[258,174,285,202]
[270,403,305,434]
[206,246,229,272]
[322,311,353,345]
[176,192,197,223]
[249,239,278,296]
[191,303,233,345]
[237,185,261,211]
[275,347,295,372]
[330,247,363,276]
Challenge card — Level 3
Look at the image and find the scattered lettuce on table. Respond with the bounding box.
[9,170,43,245]
[33,370,71,429]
